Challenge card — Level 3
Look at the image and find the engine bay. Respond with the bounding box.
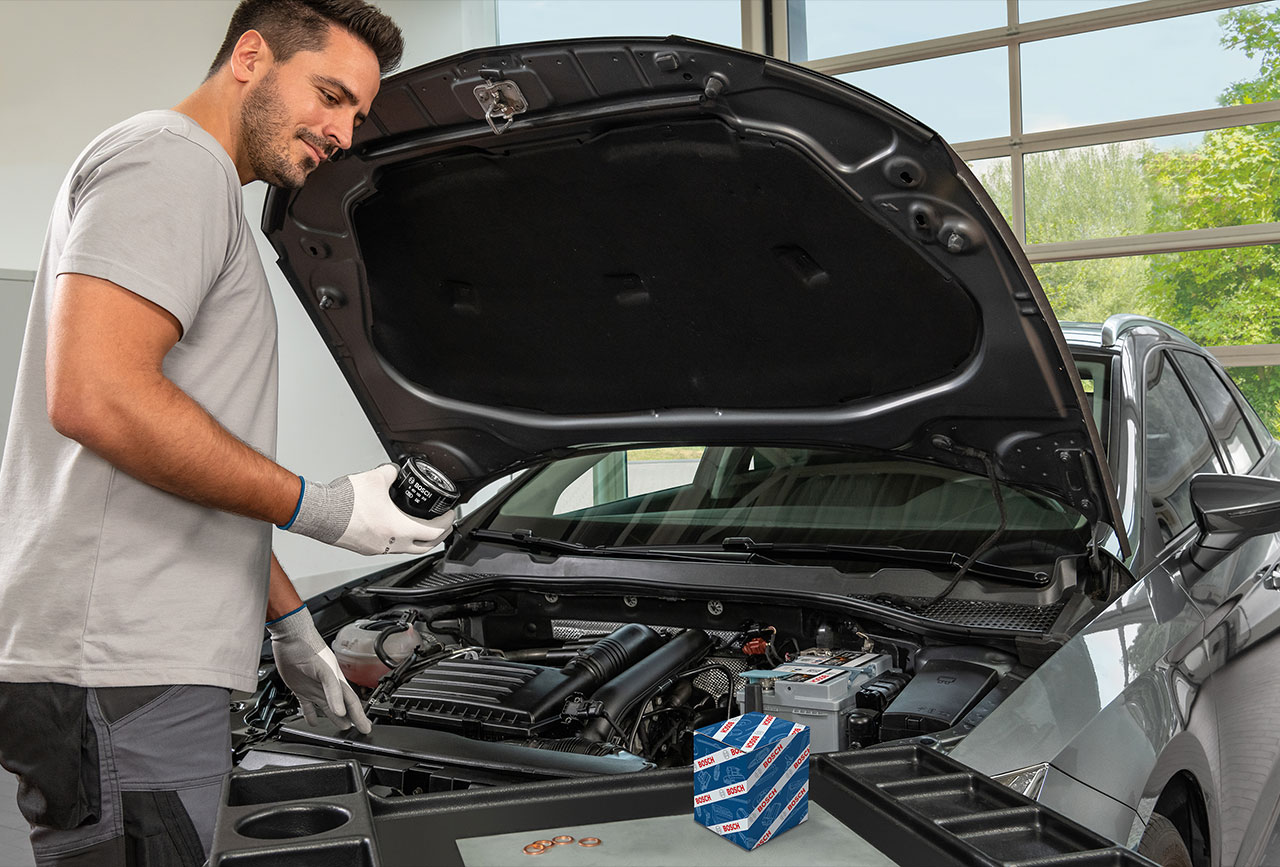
[230,573,1087,796]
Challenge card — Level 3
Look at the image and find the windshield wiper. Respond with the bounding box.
[720,537,1049,587]
[467,528,746,564]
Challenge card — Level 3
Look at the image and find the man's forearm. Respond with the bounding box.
[58,365,300,525]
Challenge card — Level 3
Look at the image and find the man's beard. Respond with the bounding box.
[240,69,324,189]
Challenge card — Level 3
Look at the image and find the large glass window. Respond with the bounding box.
[496,0,741,46]
[790,0,1005,61]
[1020,8,1268,133]
[1020,126,1280,246]
[1033,254,1161,327]
[1144,352,1224,543]
[838,48,1010,142]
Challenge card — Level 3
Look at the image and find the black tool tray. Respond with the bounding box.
[210,745,1156,866]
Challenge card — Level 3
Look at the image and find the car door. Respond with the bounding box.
[1158,350,1280,866]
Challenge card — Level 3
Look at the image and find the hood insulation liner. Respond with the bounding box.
[355,119,980,415]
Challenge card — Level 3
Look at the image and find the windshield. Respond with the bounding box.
[486,447,1090,563]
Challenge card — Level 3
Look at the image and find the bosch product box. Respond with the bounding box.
[692,712,810,850]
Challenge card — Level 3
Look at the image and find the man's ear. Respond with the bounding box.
[230,29,271,84]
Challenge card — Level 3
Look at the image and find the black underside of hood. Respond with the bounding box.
[263,37,1126,552]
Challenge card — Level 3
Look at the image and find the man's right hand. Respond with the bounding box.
[280,463,455,554]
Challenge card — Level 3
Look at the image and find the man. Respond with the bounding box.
[0,2,453,864]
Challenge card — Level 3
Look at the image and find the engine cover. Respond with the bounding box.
[369,623,665,739]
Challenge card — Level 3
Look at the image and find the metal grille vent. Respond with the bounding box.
[851,596,1064,632]
[408,570,497,589]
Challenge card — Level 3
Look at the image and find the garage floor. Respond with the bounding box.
[0,772,34,867]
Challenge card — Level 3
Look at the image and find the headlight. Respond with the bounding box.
[991,762,1050,800]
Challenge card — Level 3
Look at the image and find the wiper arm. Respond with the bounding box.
[470,528,595,556]
[468,529,745,563]
[721,537,1048,587]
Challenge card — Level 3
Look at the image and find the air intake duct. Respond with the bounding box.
[583,628,714,741]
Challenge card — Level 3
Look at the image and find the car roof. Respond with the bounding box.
[1060,314,1200,352]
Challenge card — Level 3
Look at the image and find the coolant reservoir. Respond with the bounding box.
[332,619,423,688]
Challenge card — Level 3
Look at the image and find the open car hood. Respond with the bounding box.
[264,37,1126,549]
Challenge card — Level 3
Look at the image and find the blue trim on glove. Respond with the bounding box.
[266,603,307,626]
[277,476,305,530]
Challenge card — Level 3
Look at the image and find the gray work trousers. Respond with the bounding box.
[0,683,231,866]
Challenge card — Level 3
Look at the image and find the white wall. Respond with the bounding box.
[0,0,496,586]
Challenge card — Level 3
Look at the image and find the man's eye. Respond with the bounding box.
[321,91,338,105]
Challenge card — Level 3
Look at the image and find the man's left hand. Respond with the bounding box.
[266,606,372,734]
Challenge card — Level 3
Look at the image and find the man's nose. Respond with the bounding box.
[323,115,355,152]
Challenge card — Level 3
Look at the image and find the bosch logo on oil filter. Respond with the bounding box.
[390,455,459,518]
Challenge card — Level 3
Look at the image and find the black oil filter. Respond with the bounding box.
[390,455,458,519]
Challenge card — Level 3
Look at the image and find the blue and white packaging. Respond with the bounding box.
[692,712,810,850]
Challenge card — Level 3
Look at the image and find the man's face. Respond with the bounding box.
[240,26,381,189]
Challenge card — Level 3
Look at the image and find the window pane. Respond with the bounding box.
[1019,1,1136,22]
[790,0,1006,62]
[1173,351,1262,472]
[967,157,1014,226]
[1023,125,1280,245]
[1021,6,1272,133]
[839,48,1009,142]
[1033,256,1159,326]
[1144,352,1223,543]
[496,0,741,46]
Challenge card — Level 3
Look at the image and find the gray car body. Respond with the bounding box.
[953,317,1280,865]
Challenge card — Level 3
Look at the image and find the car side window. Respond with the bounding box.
[1145,351,1224,545]
[1173,351,1262,473]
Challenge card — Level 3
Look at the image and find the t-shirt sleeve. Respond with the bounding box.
[58,130,235,335]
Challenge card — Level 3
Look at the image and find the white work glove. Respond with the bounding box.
[267,606,373,734]
[280,464,456,555]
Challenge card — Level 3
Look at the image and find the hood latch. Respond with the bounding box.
[473,78,528,136]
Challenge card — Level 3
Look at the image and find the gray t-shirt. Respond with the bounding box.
[0,110,279,692]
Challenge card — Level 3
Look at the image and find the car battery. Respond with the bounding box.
[789,648,886,670]
[693,712,810,851]
[735,653,892,753]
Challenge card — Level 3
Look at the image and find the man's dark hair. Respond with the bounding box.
[208,0,403,78]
